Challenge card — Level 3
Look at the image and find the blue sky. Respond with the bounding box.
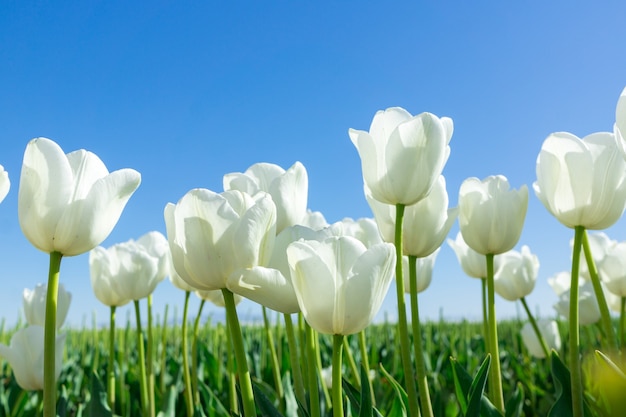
[2,1,626,327]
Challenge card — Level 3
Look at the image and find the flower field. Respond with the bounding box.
[0,315,601,417]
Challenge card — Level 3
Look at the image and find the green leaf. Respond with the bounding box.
[449,356,502,417]
[504,383,524,417]
[547,350,592,417]
[342,377,362,416]
[379,363,408,417]
[252,379,285,417]
[56,385,69,417]
[466,355,491,417]
[83,371,113,417]
[358,364,373,417]
[156,385,177,417]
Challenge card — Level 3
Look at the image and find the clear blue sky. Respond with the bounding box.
[2,1,626,327]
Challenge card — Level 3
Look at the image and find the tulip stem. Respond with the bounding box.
[481,277,489,346]
[343,337,360,388]
[160,304,169,395]
[263,306,284,400]
[408,255,434,417]
[225,315,238,414]
[520,297,550,360]
[570,226,585,417]
[393,204,420,417]
[192,300,205,406]
[284,313,307,410]
[221,288,256,417]
[305,322,321,417]
[147,295,155,417]
[582,230,618,352]
[181,292,194,417]
[332,334,344,417]
[358,330,376,406]
[43,251,62,417]
[133,300,149,417]
[108,306,116,412]
[620,297,625,349]
[486,253,504,412]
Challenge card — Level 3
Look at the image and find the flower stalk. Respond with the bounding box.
[43,251,62,417]
[108,306,117,411]
[181,291,194,417]
[284,313,306,409]
[332,334,344,417]
[486,253,504,412]
[520,297,550,360]
[133,300,149,417]
[570,226,585,417]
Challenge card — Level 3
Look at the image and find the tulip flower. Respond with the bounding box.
[599,241,626,297]
[494,246,539,302]
[402,249,439,294]
[301,209,329,230]
[223,162,308,234]
[18,137,141,257]
[0,165,9,204]
[329,217,383,248]
[368,175,458,257]
[548,270,578,296]
[350,107,452,206]
[520,319,561,359]
[0,326,65,391]
[572,232,615,281]
[554,281,601,326]
[447,232,489,279]
[23,283,72,329]
[287,236,395,335]
[165,189,276,291]
[534,132,626,230]
[90,231,169,302]
[459,175,528,256]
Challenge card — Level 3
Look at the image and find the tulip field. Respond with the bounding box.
[0,314,611,417]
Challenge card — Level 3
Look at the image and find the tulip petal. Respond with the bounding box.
[227,266,300,314]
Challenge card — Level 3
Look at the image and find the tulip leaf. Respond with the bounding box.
[156,385,177,417]
[252,379,285,417]
[197,379,230,417]
[379,363,408,416]
[357,364,374,417]
[56,385,69,417]
[504,383,524,417]
[547,350,592,417]
[83,371,113,417]
[450,356,502,417]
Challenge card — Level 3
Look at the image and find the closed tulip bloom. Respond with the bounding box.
[90,231,169,302]
[402,249,440,293]
[0,326,65,391]
[368,175,458,257]
[599,241,626,297]
[534,131,626,230]
[224,162,308,234]
[554,281,601,325]
[548,271,579,296]
[520,320,561,359]
[447,232,488,279]
[494,246,539,301]
[0,165,9,204]
[18,137,141,256]
[165,189,276,291]
[459,175,528,255]
[23,283,72,329]
[350,107,452,206]
[227,225,333,314]
[287,236,396,335]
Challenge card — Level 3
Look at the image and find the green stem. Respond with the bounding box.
[570,226,585,417]
[263,306,284,400]
[284,313,307,410]
[621,297,625,350]
[221,288,256,417]
[358,330,376,406]
[332,334,344,417]
[481,277,489,345]
[134,300,149,417]
[408,255,434,417]
[108,306,116,412]
[486,253,504,412]
[43,251,62,417]
[181,292,194,417]
[582,230,618,352]
[192,299,206,406]
[343,337,360,389]
[160,304,169,395]
[147,295,155,417]
[305,322,321,417]
[520,297,550,359]
[393,204,420,417]
[226,315,238,415]
[316,329,332,408]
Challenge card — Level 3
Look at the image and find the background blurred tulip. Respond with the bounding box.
[615,86,626,157]
[0,165,9,204]
[459,175,528,255]
[224,161,308,234]
[599,240,626,297]
[287,236,395,335]
[350,107,452,205]
[0,326,65,391]
[571,232,614,281]
[554,281,601,325]
[165,189,276,291]
[368,175,458,257]
[402,249,439,293]
[23,283,72,329]
[534,132,626,230]
[520,320,561,359]
[18,137,141,256]
[494,246,539,301]
[447,232,489,279]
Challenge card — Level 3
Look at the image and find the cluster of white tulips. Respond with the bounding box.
[0,86,624,417]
